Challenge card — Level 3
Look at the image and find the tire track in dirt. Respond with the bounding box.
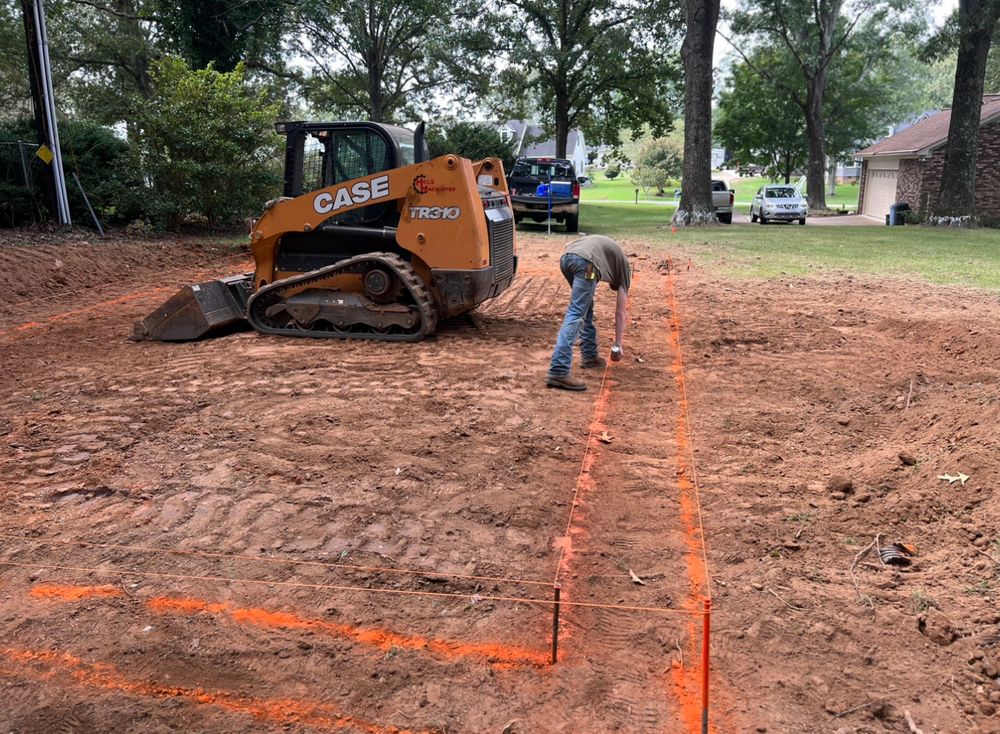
[3,238,724,732]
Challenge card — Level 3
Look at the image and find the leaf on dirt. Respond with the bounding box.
[629,569,647,586]
[635,355,645,363]
[500,721,517,734]
[937,472,970,485]
[394,467,403,476]
[597,431,614,444]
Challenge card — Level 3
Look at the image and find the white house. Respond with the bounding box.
[498,120,589,174]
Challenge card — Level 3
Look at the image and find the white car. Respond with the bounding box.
[751,185,808,225]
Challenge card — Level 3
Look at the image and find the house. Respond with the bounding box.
[498,120,589,174]
[836,163,861,183]
[854,95,1000,220]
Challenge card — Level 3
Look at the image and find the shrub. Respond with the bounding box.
[629,137,682,196]
[604,163,621,180]
[133,57,282,228]
[0,118,145,228]
[426,121,516,172]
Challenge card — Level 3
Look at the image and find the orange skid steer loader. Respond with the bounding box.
[133,121,517,342]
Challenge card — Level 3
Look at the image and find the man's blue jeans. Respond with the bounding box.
[548,253,599,376]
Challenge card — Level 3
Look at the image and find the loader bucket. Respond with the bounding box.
[131,274,254,341]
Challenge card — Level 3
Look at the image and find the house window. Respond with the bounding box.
[499,125,515,144]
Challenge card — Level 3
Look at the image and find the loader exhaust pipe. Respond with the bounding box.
[414,121,427,163]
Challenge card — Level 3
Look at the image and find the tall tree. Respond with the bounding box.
[0,0,28,110]
[157,0,292,73]
[488,0,682,157]
[715,48,808,183]
[988,34,1000,90]
[933,0,1000,218]
[672,0,719,225]
[297,0,457,123]
[49,0,160,126]
[728,0,926,210]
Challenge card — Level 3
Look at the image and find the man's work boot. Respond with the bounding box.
[546,373,587,391]
[581,355,607,369]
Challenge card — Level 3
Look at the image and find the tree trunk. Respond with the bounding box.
[934,0,999,219]
[673,0,720,226]
[827,156,837,197]
[554,86,570,158]
[804,78,828,210]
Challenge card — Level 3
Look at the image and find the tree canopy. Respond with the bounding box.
[726,0,930,209]
[484,0,683,157]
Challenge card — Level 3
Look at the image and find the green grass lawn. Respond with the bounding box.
[581,172,861,212]
[564,201,1000,290]
[580,173,677,203]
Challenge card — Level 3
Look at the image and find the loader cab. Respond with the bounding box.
[277,121,427,199]
[273,121,429,273]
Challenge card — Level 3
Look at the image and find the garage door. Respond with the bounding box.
[863,168,898,219]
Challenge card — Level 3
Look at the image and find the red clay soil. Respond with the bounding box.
[0,230,998,733]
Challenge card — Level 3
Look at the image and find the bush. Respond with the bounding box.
[134,57,282,228]
[629,137,682,196]
[604,163,621,180]
[0,118,145,228]
[426,121,516,172]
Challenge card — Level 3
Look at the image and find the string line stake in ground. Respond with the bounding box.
[701,596,712,734]
[551,584,561,665]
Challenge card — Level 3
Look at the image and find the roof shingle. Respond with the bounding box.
[856,94,1000,158]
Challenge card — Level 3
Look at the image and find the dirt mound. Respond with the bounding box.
[0,228,244,309]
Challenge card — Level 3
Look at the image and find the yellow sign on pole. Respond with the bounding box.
[36,144,54,164]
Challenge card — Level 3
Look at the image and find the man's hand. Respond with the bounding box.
[611,345,623,362]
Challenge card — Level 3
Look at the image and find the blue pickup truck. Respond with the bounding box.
[506,156,580,232]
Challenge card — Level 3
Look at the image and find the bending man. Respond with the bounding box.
[545,235,631,391]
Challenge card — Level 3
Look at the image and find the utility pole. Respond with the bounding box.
[20,0,71,226]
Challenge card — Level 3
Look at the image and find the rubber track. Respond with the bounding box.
[245,252,438,342]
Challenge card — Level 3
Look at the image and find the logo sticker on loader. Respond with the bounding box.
[408,206,460,220]
[313,175,390,214]
[412,175,456,195]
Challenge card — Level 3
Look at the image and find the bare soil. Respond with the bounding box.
[1,230,998,734]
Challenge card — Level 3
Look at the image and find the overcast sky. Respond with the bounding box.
[714,0,959,65]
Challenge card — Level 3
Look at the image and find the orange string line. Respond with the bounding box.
[553,350,614,586]
[0,646,433,734]
[665,270,713,601]
[0,559,699,616]
[0,534,552,588]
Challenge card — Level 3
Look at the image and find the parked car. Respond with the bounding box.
[670,181,734,223]
[750,185,808,225]
[507,156,580,232]
[712,180,734,224]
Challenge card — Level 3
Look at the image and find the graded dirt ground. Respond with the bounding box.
[0,230,998,734]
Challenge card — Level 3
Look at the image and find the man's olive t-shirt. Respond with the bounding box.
[565,235,631,292]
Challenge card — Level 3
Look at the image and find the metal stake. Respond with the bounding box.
[701,596,711,734]
[551,584,561,664]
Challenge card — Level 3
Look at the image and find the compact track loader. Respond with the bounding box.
[133,121,517,342]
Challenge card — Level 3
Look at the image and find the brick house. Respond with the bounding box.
[854,94,1000,221]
